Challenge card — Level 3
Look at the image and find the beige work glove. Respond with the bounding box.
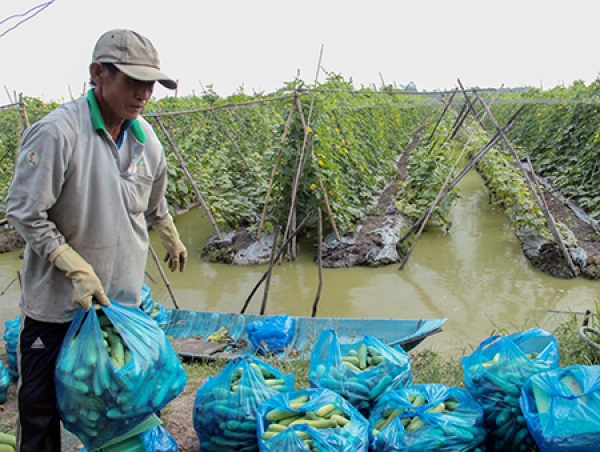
[49,244,110,310]
[153,215,187,272]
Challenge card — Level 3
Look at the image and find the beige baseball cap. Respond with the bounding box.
[92,29,177,90]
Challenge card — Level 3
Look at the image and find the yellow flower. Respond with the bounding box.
[308,126,313,133]
[318,160,324,166]
[310,183,316,190]
[344,148,349,153]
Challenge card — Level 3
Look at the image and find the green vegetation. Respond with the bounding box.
[2,77,600,257]
[490,80,600,222]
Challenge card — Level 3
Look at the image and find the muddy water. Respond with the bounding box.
[1,170,598,356]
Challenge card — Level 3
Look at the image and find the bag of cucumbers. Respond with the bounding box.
[139,284,168,328]
[3,315,19,379]
[462,327,559,452]
[256,387,369,452]
[369,384,486,451]
[141,425,178,452]
[309,329,412,415]
[0,361,10,404]
[55,300,188,451]
[193,354,294,451]
[521,364,600,451]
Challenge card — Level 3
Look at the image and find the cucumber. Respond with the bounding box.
[369,374,392,400]
[266,423,288,432]
[288,418,337,429]
[342,356,360,366]
[267,408,300,422]
[357,343,368,369]
[315,403,336,417]
[331,414,349,426]
[225,419,257,432]
[0,433,16,447]
[405,416,425,432]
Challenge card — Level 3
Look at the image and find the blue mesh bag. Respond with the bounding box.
[256,387,369,452]
[193,354,294,451]
[0,361,10,404]
[462,327,559,452]
[3,315,20,379]
[55,300,187,451]
[142,424,178,452]
[369,384,486,451]
[139,284,168,327]
[246,314,295,355]
[309,329,412,416]
[521,364,600,451]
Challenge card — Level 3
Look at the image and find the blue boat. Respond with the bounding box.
[160,307,446,360]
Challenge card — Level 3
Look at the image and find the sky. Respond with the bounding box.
[1,0,599,105]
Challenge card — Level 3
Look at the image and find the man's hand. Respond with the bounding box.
[49,244,110,310]
[153,215,187,272]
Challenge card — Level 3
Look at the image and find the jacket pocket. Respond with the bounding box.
[122,172,153,215]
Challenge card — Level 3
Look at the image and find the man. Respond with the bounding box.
[6,29,187,451]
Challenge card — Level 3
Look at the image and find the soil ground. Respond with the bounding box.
[0,356,206,451]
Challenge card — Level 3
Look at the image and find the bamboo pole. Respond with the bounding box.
[0,275,18,296]
[148,244,180,309]
[280,44,341,259]
[259,225,281,315]
[281,134,309,263]
[424,88,457,149]
[19,93,30,129]
[240,210,314,313]
[527,155,578,276]
[257,98,297,239]
[397,105,525,245]
[311,208,324,317]
[144,92,305,118]
[399,101,487,269]
[464,84,577,277]
[152,116,222,240]
[279,47,326,259]
[294,95,341,241]
[3,87,14,104]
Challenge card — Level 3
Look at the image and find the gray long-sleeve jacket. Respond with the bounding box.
[6,90,170,323]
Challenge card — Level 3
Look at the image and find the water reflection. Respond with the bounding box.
[0,171,598,356]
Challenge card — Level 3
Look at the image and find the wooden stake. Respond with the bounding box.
[240,210,314,313]
[397,105,525,245]
[152,116,222,240]
[464,83,577,277]
[18,94,30,129]
[311,208,324,317]
[257,98,297,239]
[294,96,341,241]
[398,87,504,270]
[149,244,180,309]
[259,225,281,315]
[527,155,578,276]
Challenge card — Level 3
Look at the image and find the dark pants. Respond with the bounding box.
[17,316,71,452]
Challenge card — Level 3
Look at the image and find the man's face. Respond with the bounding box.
[92,63,155,122]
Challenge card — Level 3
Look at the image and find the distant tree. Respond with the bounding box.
[404,81,418,92]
